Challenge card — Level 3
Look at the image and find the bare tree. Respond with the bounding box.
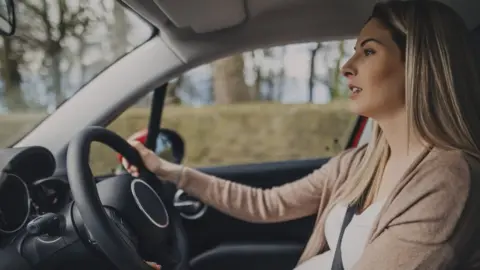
[0,37,27,111]
[212,54,251,104]
[275,46,287,101]
[17,0,101,107]
[250,51,262,100]
[308,43,322,103]
[262,48,276,101]
[314,40,347,100]
[330,40,345,99]
[111,1,130,55]
[165,76,183,105]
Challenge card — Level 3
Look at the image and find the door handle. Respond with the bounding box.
[173,189,208,220]
[173,200,202,211]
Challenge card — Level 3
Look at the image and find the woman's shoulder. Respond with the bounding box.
[422,147,480,179]
[388,148,480,247]
[412,147,480,199]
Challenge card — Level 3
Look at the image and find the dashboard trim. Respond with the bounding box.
[0,173,32,234]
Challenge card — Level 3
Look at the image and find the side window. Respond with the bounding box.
[162,40,357,168]
[91,40,357,175]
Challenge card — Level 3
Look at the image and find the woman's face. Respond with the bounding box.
[341,18,405,120]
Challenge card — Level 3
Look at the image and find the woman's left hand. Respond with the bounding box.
[146,261,161,269]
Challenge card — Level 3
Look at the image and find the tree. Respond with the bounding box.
[250,51,262,100]
[212,54,251,104]
[104,1,131,56]
[16,0,101,107]
[314,40,348,100]
[165,76,183,105]
[308,43,322,103]
[0,37,26,111]
[330,40,346,99]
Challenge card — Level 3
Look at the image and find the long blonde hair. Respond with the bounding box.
[339,0,480,207]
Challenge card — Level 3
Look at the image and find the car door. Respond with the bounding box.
[91,40,368,270]
[180,118,367,270]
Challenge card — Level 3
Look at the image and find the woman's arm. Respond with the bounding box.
[171,148,362,223]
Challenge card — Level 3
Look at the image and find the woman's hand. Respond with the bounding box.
[124,140,183,183]
[146,261,161,269]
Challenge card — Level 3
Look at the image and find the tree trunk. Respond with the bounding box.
[308,43,322,103]
[330,40,345,99]
[52,52,63,107]
[212,54,251,104]
[165,76,183,105]
[251,51,261,100]
[276,47,287,101]
[0,37,26,111]
[113,2,129,55]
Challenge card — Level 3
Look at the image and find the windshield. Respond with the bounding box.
[0,0,153,147]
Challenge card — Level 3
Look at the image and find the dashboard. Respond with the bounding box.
[0,176,70,236]
[0,143,172,270]
[0,146,67,244]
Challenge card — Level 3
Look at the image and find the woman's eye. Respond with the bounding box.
[364,49,375,56]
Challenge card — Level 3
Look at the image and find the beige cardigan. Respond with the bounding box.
[174,145,480,269]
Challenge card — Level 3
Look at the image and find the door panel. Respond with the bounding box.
[190,243,304,270]
[181,157,332,269]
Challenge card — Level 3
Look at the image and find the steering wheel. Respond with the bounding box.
[66,126,189,270]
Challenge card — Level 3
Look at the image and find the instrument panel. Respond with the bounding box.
[0,173,31,234]
[0,174,70,235]
[0,146,64,238]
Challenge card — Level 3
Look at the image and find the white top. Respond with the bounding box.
[294,200,385,270]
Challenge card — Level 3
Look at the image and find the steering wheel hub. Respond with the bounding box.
[131,179,169,228]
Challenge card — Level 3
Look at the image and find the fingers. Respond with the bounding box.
[128,139,143,148]
[121,157,130,170]
[120,157,136,176]
[129,166,140,177]
[146,261,161,270]
[125,140,148,177]
[128,140,148,152]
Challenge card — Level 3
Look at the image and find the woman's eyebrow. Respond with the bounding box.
[354,37,384,50]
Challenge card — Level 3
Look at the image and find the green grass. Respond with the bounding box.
[0,101,357,175]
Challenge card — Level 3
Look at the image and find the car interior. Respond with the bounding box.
[0,0,479,270]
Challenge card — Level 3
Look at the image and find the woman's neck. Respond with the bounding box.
[376,109,427,160]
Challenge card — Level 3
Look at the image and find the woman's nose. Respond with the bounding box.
[341,62,355,79]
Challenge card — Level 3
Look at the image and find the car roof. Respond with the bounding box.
[125,0,479,34]
[123,0,480,64]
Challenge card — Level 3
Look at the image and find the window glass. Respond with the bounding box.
[161,40,358,167]
[0,0,153,150]
[94,40,358,175]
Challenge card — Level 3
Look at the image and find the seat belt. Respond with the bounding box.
[331,203,357,270]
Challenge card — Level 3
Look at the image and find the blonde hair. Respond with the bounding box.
[339,0,480,208]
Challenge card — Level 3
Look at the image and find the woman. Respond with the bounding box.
[132,0,480,269]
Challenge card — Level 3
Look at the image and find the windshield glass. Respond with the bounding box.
[0,0,153,147]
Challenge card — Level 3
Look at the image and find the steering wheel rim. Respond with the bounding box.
[66,126,186,270]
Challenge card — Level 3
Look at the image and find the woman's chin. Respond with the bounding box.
[347,101,377,118]
[348,99,366,115]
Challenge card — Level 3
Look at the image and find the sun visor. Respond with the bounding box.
[151,0,246,33]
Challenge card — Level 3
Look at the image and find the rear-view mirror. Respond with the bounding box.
[0,0,15,36]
